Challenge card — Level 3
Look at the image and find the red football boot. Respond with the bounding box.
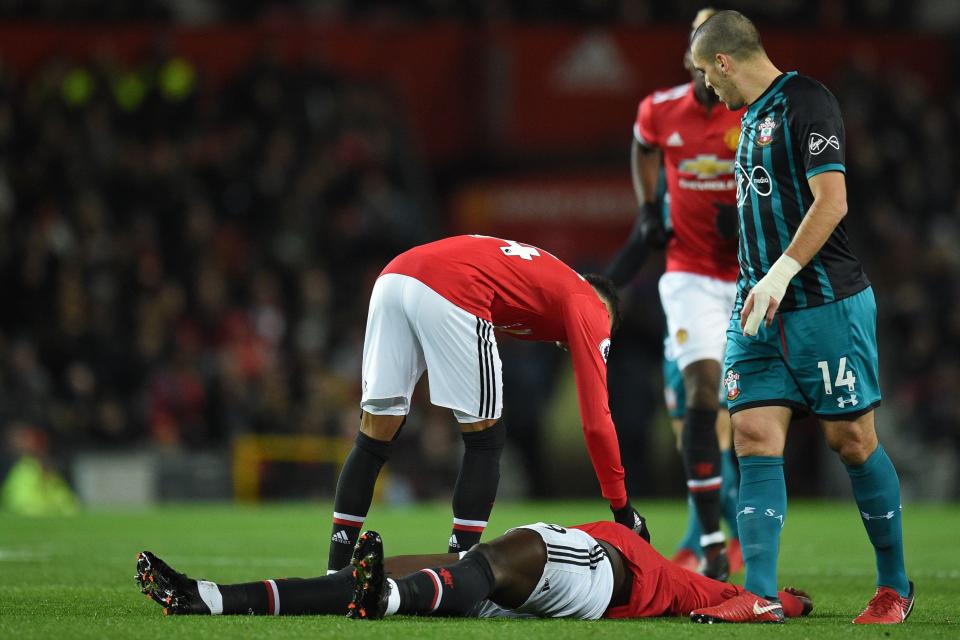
[670,548,700,572]
[852,581,915,624]
[690,591,784,624]
[778,587,814,618]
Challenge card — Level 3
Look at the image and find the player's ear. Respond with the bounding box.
[716,53,731,76]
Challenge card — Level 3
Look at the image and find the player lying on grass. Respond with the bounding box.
[136,521,811,623]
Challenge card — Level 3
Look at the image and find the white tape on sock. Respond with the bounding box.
[384,578,400,616]
[196,580,223,615]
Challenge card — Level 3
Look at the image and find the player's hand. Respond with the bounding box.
[713,202,739,241]
[740,254,803,336]
[611,502,651,543]
[639,202,670,250]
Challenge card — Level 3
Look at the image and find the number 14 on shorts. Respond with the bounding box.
[817,357,856,395]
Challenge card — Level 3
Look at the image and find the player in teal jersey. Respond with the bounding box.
[686,10,913,625]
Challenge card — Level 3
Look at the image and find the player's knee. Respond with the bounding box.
[827,432,876,466]
[686,384,720,410]
[360,410,406,441]
[468,543,506,583]
[682,361,721,410]
[732,421,779,456]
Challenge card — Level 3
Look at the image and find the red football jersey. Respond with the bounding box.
[634,83,743,281]
[381,235,626,506]
[573,521,745,618]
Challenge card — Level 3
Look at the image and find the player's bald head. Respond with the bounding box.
[690,10,764,62]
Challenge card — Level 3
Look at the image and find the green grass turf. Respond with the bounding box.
[1,500,958,638]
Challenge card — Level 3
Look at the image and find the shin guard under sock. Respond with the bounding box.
[738,455,786,600]
[217,567,354,615]
[328,431,394,571]
[845,444,909,596]
[682,407,723,545]
[449,422,505,552]
[395,552,496,616]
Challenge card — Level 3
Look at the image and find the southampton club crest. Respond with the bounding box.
[756,116,778,146]
[724,369,741,401]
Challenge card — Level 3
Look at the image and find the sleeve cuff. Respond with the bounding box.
[806,163,845,179]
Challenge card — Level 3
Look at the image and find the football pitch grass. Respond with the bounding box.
[1,500,957,638]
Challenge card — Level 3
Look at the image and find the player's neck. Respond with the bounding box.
[739,57,783,107]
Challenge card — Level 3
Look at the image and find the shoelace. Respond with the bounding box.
[865,589,901,617]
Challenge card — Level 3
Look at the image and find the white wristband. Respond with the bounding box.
[764,254,802,295]
[742,254,802,336]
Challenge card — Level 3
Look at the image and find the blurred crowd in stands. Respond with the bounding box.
[1,27,958,501]
[0,0,956,28]
[0,50,434,474]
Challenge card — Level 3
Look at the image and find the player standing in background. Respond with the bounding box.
[688,11,913,624]
[325,235,649,574]
[606,7,742,580]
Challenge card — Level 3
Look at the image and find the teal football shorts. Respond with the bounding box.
[723,286,880,419]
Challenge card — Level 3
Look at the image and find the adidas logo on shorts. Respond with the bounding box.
[331,530,351,545]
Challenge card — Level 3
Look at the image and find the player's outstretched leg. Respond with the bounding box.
[136,551,357,615]
[348,530,501,620]
[449,421,505,552]
[136,551,211,615]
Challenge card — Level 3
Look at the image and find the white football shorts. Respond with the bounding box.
[472,522,613,620]
[658,271,737,370]
[360,273,502,424]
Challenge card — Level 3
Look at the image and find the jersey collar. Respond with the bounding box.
[746,71,797,118]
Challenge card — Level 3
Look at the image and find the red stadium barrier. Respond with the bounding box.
[451,172,637,264]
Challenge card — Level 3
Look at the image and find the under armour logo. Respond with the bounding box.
[500,240,540,261]
[837,394,859,408]
[860,510,895,521]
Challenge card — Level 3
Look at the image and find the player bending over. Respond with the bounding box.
[135,522,811,622]
[327,235,649,573]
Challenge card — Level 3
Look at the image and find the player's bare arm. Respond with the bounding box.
[740,171,847,335]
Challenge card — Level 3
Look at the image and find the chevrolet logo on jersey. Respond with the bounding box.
[678,154,734,179]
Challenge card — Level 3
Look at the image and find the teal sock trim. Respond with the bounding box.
[721,448,740,538]
[738,455,785,600]
[845,444,909,596]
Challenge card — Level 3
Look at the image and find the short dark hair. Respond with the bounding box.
[691,10,764,61]
[583,273,622,335]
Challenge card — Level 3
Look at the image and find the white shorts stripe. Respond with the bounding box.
[332,512,366,524]
[266,579,280,615]
[452,517,488,527]
[361,274,503,424]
